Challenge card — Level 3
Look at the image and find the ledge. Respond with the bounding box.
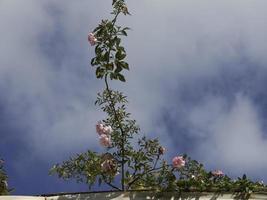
[2,191,267,200]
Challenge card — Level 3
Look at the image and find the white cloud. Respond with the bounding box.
[0,0,102,159]
[189,94,267,177]
[1,0,267,181]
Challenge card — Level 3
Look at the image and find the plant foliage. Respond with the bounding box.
[0,159,9,195]
[50,0,267,197]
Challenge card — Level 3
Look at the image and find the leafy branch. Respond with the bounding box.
[50,0,267,197]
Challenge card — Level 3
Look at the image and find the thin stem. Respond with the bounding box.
[104,74,126,191]
[102,10,127,191]
[105,182,122,191]
[127,165,172,189]
[153,155,160,169]
[101,174,122,191]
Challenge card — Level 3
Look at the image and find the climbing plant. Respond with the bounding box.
[50,0,266,197]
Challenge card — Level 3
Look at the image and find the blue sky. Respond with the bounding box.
[1,0,267,195]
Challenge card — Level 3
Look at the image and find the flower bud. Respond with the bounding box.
[158,146,166,155]
[212,169,224,176]
[88,32,97,46]
[122,5,129,15]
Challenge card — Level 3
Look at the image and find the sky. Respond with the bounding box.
[1,0,267,195]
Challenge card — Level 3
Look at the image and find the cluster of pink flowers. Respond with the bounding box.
[96,122,113,135]
[212,169,224,176]
[99,134,111,147]
[88,32,97,46]
[96,122,112,147]
[172,156,185,168]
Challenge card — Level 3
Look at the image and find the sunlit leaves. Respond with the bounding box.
[49,151,109,189]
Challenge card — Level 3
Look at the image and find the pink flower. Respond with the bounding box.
[88,32,97,46]
[103,125,113,135]
[172,156,185,168]
[96,122,113,135]
[99,134,111,147]
[212,170,224,176]
[96,122,104,135]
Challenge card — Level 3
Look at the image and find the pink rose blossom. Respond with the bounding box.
[103,125,113,135]
[88,32,97,46]
[96,122,104,135]
[96,122,113,135]
[172,156,185,168]
[99,134,111,147]
[212,170,224,176]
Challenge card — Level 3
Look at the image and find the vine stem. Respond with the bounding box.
[127,164,172,189]
[101,8,124,191]
[101,174,122,191]
[104,74,126,191]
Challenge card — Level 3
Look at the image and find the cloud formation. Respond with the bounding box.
[1,0,267,194]
[188,94,267,178]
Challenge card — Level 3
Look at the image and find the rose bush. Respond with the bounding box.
[0,159,9,195]
[50,0,266,197]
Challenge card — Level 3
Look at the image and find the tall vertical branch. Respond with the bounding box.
[102,7,127,190]
[104,74,126,190]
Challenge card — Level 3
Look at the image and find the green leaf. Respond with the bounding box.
[116,60,129,70]
[91,57,96,66]
[110,72,118,80]
[115,50,126,60]
[115,37,121,46]
[120,61,129,70]
[117,46,125,53]
[104,52,110,62]
[117,73,126,82]
[115,66,123,73]
[95,45,102,55]
[96,67,105,78]
[121,30,127,36]
[122,27,130,32]
[105,63,114,71]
